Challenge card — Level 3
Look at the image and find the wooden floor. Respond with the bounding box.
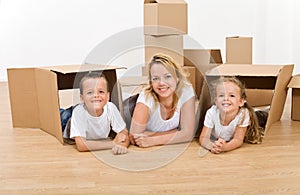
[1,82,300,194]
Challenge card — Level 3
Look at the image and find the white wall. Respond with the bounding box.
[0,0,299,81]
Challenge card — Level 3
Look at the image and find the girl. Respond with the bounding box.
[130,53,196,148]
[199,76,264,154]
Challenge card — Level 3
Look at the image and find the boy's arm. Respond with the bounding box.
[113,129,130,147]
[74,137,114,152]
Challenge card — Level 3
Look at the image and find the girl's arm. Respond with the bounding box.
[133,97,196,147]
[219,126,247,152]
[199,126,214,151]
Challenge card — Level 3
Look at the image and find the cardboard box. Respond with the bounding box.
[205,64,294,133]
[226,36,252,64]
[144,0,187,35]
[183,49,222,98]
[288,74,300,121]
[245,89,273,107]
[145,34,184,66]
[7,64,125,144]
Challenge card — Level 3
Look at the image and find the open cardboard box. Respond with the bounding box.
[205,64,294,134]
[7,64,125,144]
[288,74,300,121]
[144,0,187,35]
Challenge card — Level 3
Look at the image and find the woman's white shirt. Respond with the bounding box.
[136,84,195,132]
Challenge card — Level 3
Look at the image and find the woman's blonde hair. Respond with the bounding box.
[213,76,264,144]
[144,53,191,110]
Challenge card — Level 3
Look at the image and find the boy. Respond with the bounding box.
[64,72,129,154]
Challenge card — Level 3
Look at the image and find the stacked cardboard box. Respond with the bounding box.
[143,0,187,69]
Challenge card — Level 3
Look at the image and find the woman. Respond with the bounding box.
[129,53,196,148]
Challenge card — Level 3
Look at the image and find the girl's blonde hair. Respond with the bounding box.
[145,53,191,110]
[213,76,264,144]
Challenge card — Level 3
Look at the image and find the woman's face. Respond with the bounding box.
[150,63,178,99]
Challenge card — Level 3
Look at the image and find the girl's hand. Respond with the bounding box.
[115,133,126,144]
[211,138,225,154]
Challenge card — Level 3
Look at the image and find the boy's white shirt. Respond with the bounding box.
[65,102,125,139]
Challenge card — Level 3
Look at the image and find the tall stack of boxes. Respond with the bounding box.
[143,0,196,90]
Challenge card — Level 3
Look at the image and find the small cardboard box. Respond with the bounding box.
[7,64,125,144]
[288,74,300,121]
[183,49,222,98]
[144,0,188,35]
[145,34,184,66]
[226,36,252,64]
[205,64,294,133]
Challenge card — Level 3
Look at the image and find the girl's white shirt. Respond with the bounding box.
[204,105,250,141]
[137,84,194,132]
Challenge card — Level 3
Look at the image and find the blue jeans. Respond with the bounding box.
[60,106,74,131]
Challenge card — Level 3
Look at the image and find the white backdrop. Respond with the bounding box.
[0,0,299,81]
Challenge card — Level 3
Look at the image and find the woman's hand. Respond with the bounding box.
[132,133,154,148]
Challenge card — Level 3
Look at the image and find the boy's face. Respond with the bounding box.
[80,77,110,116]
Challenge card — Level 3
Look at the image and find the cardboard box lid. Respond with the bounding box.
[288,75,300,88]
[144,0,186,4]
[206,64,284,77]
[41,64,125,74]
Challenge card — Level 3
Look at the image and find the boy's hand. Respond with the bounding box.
[112,143,128,155]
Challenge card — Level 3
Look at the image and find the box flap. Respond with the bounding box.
[288,75,300,88]
[7,68,40,128]
[144,0,186,4]
[35,68,63,144]
[41,64,126,74]
[265,64,294,132]
[206,64,285,77]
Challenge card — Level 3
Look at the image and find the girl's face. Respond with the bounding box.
[150,63,178,100]
[80,77,110,117]
[215,81,244,114]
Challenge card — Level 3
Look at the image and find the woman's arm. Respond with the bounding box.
[133,97,196,147]
[219,126,247,152]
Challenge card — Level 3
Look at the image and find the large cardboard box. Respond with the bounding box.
[144,0,187,35]
[205,64,294,133]
[7,64,125,144]
[183,49,222,98]
[288,74,300,121]
[226,36,252,64]
[145,34,184,66]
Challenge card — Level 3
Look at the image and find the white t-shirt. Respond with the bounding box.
[204,105,250,142]
[67,102,125,140]
[136,84,195,132]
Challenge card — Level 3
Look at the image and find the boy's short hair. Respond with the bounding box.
[79,72,109,94]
